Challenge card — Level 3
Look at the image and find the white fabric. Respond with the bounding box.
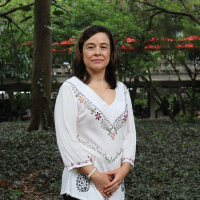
[54,76,136,200]
[25,109,31,117]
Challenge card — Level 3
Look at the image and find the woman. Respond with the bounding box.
[54,25,136,200]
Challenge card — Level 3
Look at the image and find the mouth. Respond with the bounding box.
[92,59,103,62]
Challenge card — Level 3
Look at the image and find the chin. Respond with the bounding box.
[86,65,107,72]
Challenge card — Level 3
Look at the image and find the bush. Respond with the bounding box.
[125,119,200,200]
[0,121,200,199]
[175,114,197,123]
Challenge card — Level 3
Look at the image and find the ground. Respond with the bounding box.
[0,118,200,200]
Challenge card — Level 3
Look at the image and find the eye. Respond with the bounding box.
[101,46,107,49]
[87,46,94,49]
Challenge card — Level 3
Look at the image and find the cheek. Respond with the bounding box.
[83,52,92,61]
[105,51,111,61]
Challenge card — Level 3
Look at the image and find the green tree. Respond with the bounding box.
[26,0,54,131]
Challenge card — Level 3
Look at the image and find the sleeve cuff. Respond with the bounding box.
[121,157,134,169]
[66,156,93,171]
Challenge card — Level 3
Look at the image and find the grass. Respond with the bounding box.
[0,119,200,200]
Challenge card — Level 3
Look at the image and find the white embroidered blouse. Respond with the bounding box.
[54,76,136,200]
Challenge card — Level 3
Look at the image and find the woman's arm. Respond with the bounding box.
[55,83,93,171]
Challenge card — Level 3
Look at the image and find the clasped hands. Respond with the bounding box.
[91,167,128,199]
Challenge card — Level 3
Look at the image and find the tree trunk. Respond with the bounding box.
[190,86,196,117]
[176,88,186,115]
[26,0,54,131]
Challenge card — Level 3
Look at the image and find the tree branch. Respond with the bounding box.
[143,0,200,25]
[4,15,27,35]
[145,11,163,31]
[0,3,34,17]
[139,75,162,106]
[51,2,72,15]
[0,0,12,7]
[179,0,190,12]
[182,61,194,81]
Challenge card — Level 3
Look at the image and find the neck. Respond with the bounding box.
[86,68,106,83]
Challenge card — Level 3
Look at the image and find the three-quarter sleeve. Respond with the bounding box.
[54,83,93,171]
[121,88,136,168]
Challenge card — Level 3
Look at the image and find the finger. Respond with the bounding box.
[105,170,114,175]
[108,184,120,193]
[107,192,113,198]
[105,169,118,175]
[104,182,119,193]
[106,184,120,194]
[101,191,108,199]
[107,193,113,198]
[108,193,113,198]
[107,175,113,181]
[105,178,118,189]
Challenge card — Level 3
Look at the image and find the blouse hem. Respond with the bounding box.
[61,191,88,200]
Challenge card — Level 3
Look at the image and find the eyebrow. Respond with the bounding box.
[85,42,109,46]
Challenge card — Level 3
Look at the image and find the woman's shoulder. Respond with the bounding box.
[116,81,128,92]
[62,76,83,89]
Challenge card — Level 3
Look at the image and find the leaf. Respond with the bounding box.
[53,10,64,16]
[19,6,32,12]
[53,21,64,26]
[11,70,14,77]
[20,16,32,23]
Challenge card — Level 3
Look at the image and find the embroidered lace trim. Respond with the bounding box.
[66,156,93,168]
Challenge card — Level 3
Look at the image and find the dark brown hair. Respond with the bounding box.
[73,25,120,89]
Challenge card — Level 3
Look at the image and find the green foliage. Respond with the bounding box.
[183,88,200,111]
[176,114,197,123]
[53,10,64,16]
[0,122,63,199]
[134,99,148,109]
[125,119,200,199]
[16,92,31,109]
[8,190,24,199]
[0,121,200,199]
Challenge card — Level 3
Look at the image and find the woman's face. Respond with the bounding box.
[82,32,110,74]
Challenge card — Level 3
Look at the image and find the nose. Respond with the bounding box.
[94,46,101,56]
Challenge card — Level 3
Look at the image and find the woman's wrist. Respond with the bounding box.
[120,162,131,177]
[77,164,96,176]
[88,167,97,179]
[90,169,101,180]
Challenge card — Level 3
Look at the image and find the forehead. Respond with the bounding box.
[84,32,110,45]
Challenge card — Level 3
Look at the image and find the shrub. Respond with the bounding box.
[0,121,200,199]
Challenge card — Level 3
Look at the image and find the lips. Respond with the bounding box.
[92,59,103,62]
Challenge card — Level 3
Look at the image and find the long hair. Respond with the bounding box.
[73,25,120,89]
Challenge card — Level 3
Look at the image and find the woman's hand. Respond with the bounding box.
[90,170,113,198]
[104,162,131,195]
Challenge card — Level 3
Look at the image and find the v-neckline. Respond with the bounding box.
[75,77,117,107]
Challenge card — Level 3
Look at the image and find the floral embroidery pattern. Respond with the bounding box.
[95,112,101,120]
[121,157,134,165]
[67,81,128,140]
[76,173,90,192]
[83,148,96,161]
[123,114,128,122]
[66,156,93,168]
[79,96,85,103]
[111,132,115,140]
[121,180,125,192]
